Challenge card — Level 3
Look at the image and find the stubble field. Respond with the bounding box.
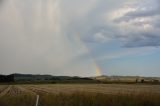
[0,84,160,106]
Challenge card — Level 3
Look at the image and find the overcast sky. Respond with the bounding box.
[0,0,160,77]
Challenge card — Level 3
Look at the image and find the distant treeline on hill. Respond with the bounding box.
[0,73,159,84]
[0,74,14,82]
[0,73,97,84]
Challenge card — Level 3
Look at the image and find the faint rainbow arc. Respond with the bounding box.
[75,34,102,76]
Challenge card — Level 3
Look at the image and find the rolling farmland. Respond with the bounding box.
[0,84,160,106]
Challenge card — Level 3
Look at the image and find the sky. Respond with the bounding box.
[0,0,160,77]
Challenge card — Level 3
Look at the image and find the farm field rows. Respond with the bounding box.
[0,84,160,106]
[22,84,160,95]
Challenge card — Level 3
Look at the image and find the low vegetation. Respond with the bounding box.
[0,91,160,106]
[0,94,35,106]
[0,84,160,106]
[39,92,160,106]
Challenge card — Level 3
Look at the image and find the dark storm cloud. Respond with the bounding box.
[123,32,160,47]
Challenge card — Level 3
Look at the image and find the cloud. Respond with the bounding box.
[0,0,159,76]
[112,0,160,47]
[93,32,111,43]
[81,0,160,48]
[0,0,98,76]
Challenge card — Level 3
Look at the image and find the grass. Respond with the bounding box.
[0,94,36,106]
[0,84,160,106]
[39,92,160,106]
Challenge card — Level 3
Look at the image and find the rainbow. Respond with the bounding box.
[94,61,102,76]
[75,34,102,76]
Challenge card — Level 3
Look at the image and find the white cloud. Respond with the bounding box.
[93,33,109,43]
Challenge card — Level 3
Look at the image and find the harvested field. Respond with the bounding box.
[0,84,160,106]
[0,85,8,94]
[0,85,35,97]
[23,84,160,94]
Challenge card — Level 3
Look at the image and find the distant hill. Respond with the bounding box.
[13,73,53,81]
[0,74,14,82]
[93,75,160,83]
[0,73,159,84]
[12,73,93,81]
[0,73,96,83]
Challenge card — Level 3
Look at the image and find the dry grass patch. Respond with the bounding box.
[38,92,160,106]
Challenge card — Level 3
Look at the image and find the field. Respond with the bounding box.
[0,84,160,106]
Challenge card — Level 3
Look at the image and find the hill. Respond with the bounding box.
[0,74,159,84]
